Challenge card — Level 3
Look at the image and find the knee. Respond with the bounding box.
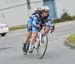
[31,33,38,40]
[44,26,50,33]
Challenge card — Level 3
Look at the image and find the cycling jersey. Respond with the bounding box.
[26,12,39,32]
[26,12,52,32]
[31,15,52,32]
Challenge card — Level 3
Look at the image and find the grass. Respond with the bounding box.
[67,33,75,44]
[9,19,75,31]
[9,24,26,31]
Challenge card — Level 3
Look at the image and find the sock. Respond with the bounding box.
[24,41,29,47]
[29,42,32,50]
[24,43,26,46]
[29,42,35,51]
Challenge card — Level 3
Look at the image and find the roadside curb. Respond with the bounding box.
[9,24,26,31]
[65,40,75,48]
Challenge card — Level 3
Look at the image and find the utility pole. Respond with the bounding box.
[27,0,31,17]
[27,0,31,9]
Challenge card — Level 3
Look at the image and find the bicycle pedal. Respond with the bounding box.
[28,48,34,53]
[34,47,38,49]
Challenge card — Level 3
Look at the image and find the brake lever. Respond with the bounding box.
[50,24,55,34]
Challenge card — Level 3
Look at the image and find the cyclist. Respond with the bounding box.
[23,7,41,52]
[28,6,52,53]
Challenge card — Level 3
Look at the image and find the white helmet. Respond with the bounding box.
[41,6,49,11]
[34,7,41,11]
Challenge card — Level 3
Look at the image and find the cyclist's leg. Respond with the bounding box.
[44,25,50,35]
[23,17,33,53]
[23,17,33,44]
[23,31,32,44]
[23,29,32,52]
[44,21,51,35]
[30,32,38,45]
[28,27,38,53]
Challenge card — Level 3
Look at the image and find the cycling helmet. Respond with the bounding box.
[34,7,41,14]
[34,7,41,11]
[41,6,49,11]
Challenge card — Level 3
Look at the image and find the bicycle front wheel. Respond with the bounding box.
[37,35,48,59]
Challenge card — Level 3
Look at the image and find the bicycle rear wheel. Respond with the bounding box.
[37,35,48,59]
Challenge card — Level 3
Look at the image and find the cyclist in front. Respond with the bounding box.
[28,6,52,53]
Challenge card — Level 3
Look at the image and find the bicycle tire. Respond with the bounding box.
[37,35,48,59]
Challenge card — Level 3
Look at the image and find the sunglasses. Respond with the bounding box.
[44,11,49,13]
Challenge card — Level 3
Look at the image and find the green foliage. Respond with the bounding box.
[61,12,72,21]
[9,24,26,31]
[67,33,75,43]
[52,18,66,24]
[51,12,75,24]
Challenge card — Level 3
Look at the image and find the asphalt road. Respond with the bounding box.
[0,21,75,64]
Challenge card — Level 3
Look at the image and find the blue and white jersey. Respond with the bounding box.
[31,15,52,32]
[45,16,52,27]
[26,12,39,31]
[26,11,52,32]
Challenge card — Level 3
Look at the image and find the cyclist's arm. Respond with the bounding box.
[46,17,52,27]
[27,17,33,27]
[32,16,39,27]
[47,17,55,32]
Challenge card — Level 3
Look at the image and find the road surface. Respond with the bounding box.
[0,21,75,64]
